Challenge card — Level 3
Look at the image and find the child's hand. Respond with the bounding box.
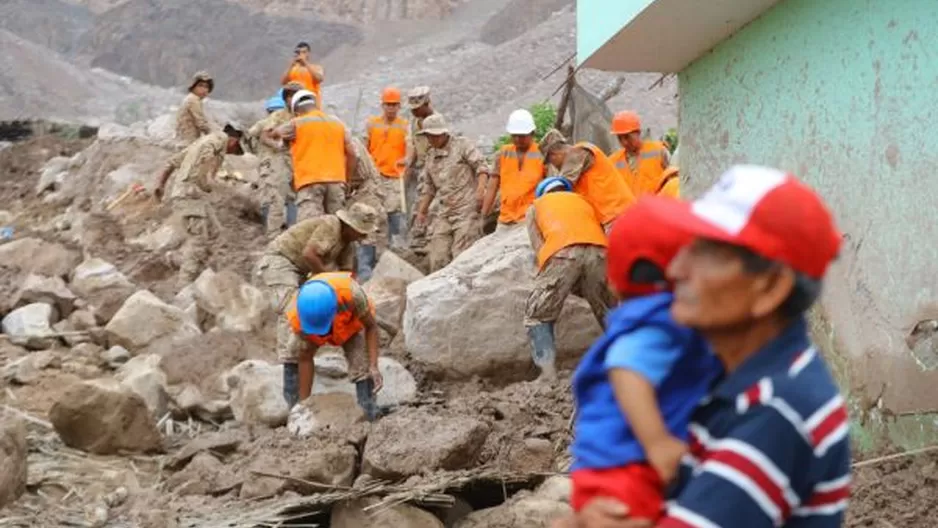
[647,435,687,485]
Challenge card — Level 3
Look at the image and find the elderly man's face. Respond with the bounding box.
[667,239,791,330]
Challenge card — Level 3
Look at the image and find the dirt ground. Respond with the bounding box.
[847,448,938,527]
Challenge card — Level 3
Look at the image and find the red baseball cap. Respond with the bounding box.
[607,199,693,296]
[643,165,842,279]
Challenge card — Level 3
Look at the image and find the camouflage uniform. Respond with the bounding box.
[248,109,294,238]
[175,93,213,145]
[347,137,389,250]
[419,134,488,272]
[522,207,614,328]
[275,116,348,220]
[253,215,356,363]
[163,132,228,289]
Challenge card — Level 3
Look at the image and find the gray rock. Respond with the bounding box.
[0,416,27,508]
[454,491,571,528]
[115,354,170,417]
[372,250,426,285]
[191,269,267,332]
[69,258,136,324]
[286,393,365,440]
[2,303,58,350]
[2,350,58,385]
[0,237,81,279]
[101,345,131,369]
[13,274,76,318]
[105,290,201,352]
[332,498,443,528]
[222,360,289,428]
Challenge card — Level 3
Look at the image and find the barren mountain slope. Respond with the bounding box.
[0,0,93,56]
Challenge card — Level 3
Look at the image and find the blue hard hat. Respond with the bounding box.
[265,91,286,112]
[295,280,338,335]
[535,177,573,198]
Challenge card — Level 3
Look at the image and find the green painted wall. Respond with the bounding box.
[678,0,938,449]
[576,0,654,65]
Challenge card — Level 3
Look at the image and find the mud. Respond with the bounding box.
[847,449,938,527]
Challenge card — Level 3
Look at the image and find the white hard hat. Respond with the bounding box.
[505,109,536,135]
[291,89,317,113]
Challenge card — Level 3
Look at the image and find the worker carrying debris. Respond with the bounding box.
[155,124,246,290]
[248,89,294,239]
[253,204,379,400]
[539,129,635,234]
[175,71,216,145]
[524,177,615,379]
[271,90,358,221]
[568,198,719,522]
[281,41,324,109]
[364,86,409,248]
[481,109,547,229]
[414,114,490,272]
[608,111,674,198]
[284,272,384,420]
[403,86,439,255]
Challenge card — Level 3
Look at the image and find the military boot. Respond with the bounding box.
[355,378,379,422]
[357,244,377,282]
[282,362,299,408]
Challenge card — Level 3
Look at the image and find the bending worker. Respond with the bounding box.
[524,177,615,379]
[364,86,409,248]
[285,273,384,420]
[272,90,357,221]
[481,109,546,229]
[608,111,673,197]
[539,129,635,233]
[254,203,379,397]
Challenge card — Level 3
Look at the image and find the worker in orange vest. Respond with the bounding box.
[608,111,673,197]
[364,86,409,248]
[524,177,615,379]
[481,109,547,230]
[272,90,358,221]
[539,129,636,233]
[283,272,383,419]
[280,42,324,110]
[657,166,680,198]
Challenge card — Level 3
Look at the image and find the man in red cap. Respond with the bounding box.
[559,165,850,528]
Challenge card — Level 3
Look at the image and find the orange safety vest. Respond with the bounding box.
[533,192,608,270]
[285,272,374,347]
[497,144,545,223]
[287,65,322,109]
[366,115,408,178]
[291,110,347,190]
[573,142,636,225]
[609,141,669,197]
[656,169,680,198]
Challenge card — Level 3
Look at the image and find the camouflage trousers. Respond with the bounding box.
[377,174,404,214]
[258,157,294,239]
[523,245,615,328]
[173,201,218,290]
[253,252,303,362]
[295,332,369,382]
[427,206,482,273]
[296,183,346,221]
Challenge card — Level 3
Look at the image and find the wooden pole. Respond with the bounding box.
[554,65,575,130]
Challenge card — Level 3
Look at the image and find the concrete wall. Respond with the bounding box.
[678,0,938,446]
[576,0,653,64]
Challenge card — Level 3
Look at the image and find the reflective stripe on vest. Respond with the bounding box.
[533,192,608,270]
[291,110,347,189]
[611,142,668,197]
[285,272,373,347]
[498,144,545,223]
[366,116,408,178]
[573,142,636,225]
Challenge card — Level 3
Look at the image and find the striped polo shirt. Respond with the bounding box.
[660,318,851,528]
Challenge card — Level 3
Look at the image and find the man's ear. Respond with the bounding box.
[750,267,795,318]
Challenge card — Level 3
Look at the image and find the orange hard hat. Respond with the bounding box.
[611,111,642,135]
[381,87,402,104]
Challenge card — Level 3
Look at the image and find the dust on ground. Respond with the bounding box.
[847,448,938,527]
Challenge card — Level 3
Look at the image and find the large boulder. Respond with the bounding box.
[363,408,490,480]
[364,277,407,337]
[69,258,136,324]
[0,237,81,279]
[115,354,170,417]
[221,360,289,427]
[105,290,201,352]
[372,251,426,285]
[455,491,572,528]
[13,274,76,318]
[2,302,58,350]
[403,228,602,379]
[0,415,27,508]
[35,156,70,195]
[332,498,443,528]
[49,379,164,454]
[2,350,58,385]
[190,269,266,332]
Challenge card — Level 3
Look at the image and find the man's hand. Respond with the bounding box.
[369,365,384,393]
[646,435,687,485]
[551,499,652,528]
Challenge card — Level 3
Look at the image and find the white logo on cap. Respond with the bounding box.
[691,165,787,235]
